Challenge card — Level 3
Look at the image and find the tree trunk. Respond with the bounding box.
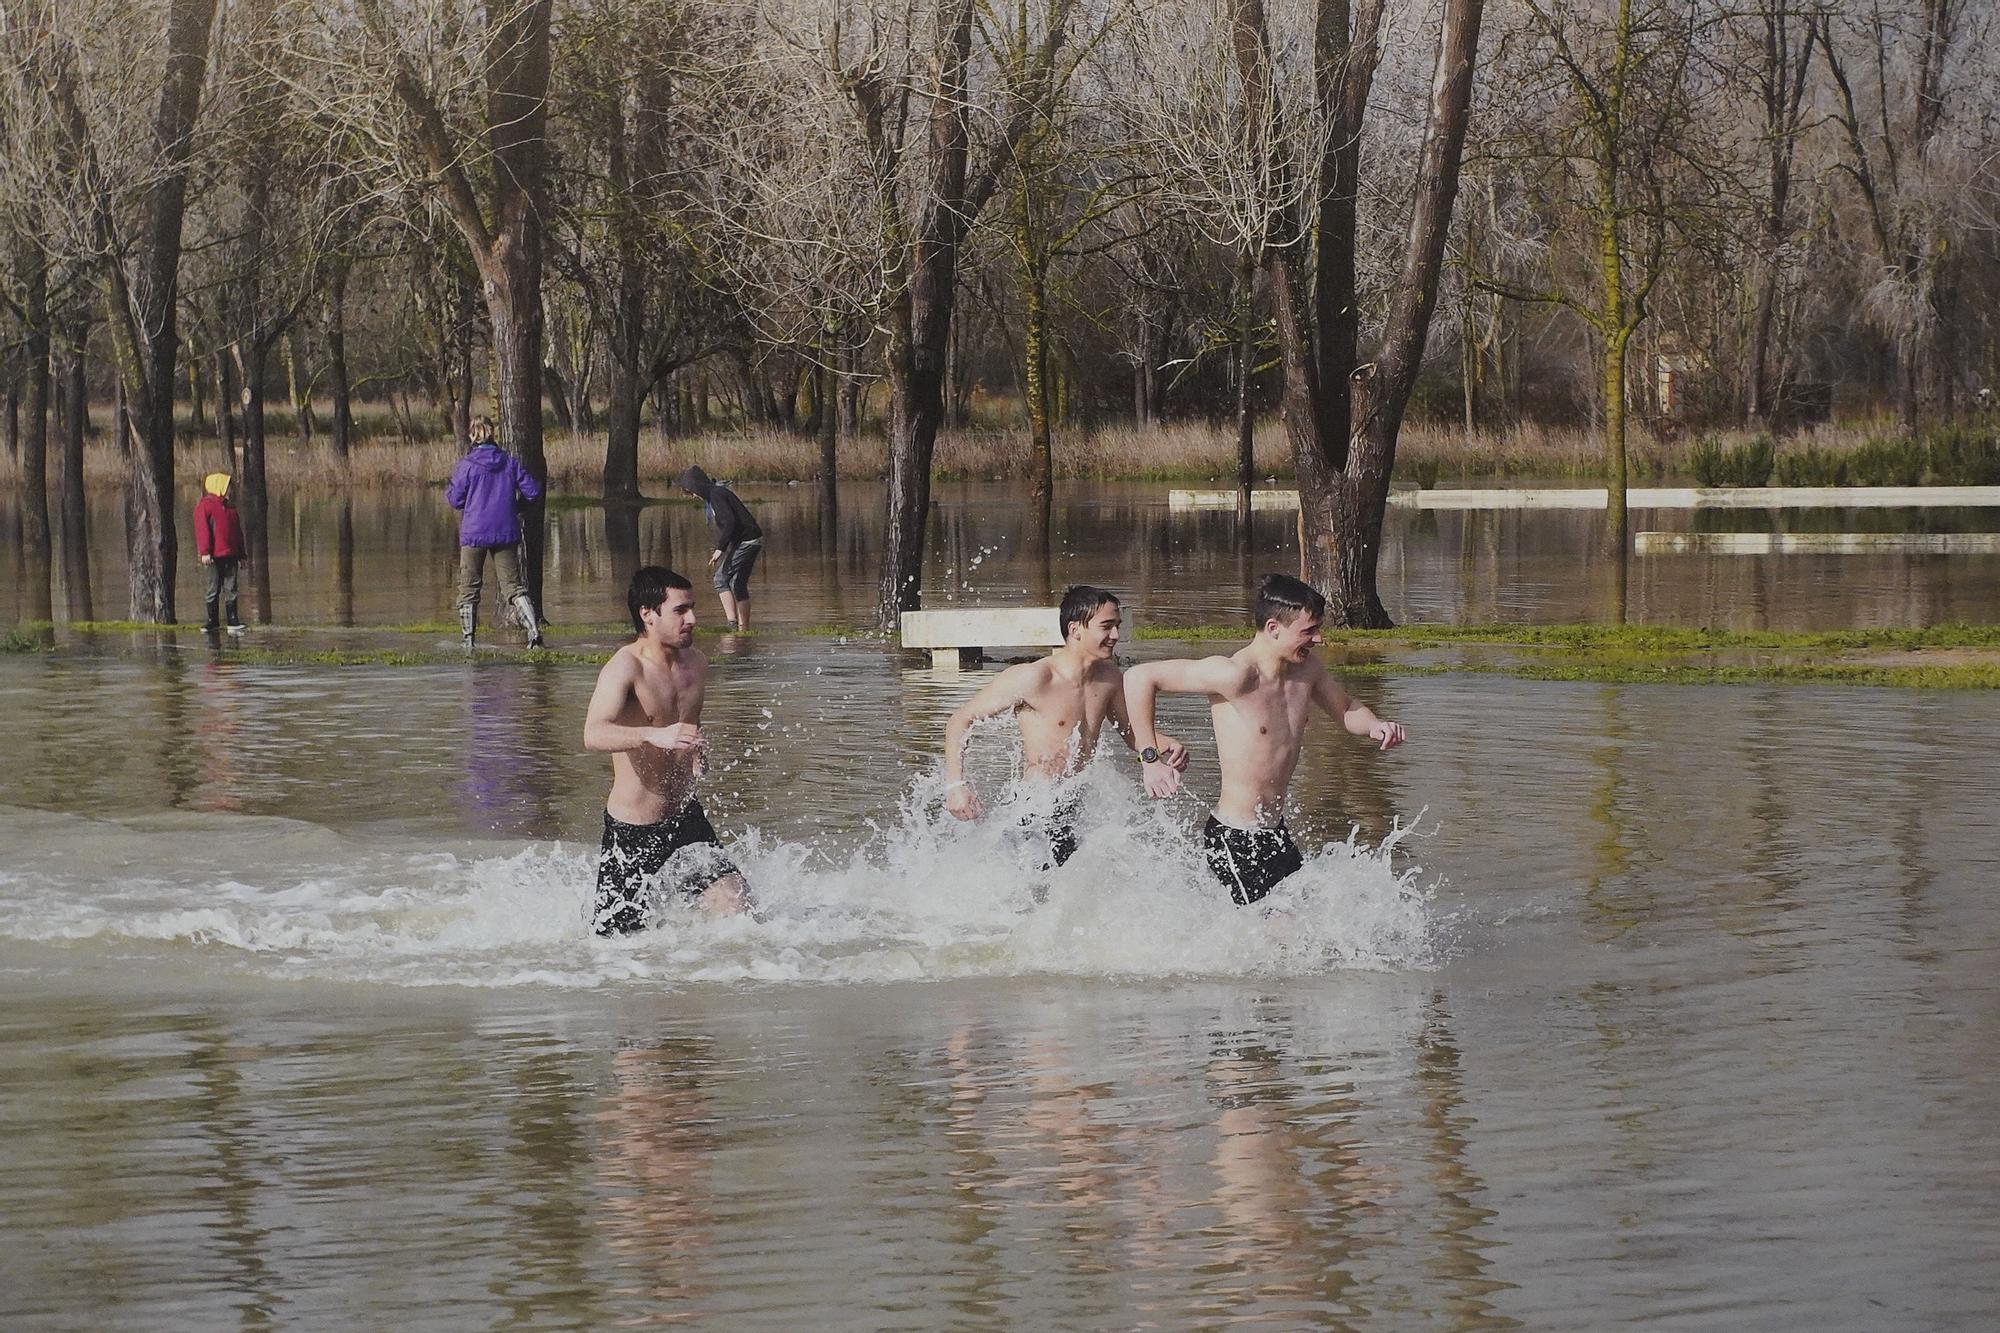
[1338,0,1483,626]
[238,341,274,623]
[216,347,237,474]
[817,356,838,512]
[1234,248,1256,491]
[327,262,353,458]
[1023,244,1053,528]
[59,317,92,619]
[388,0,552,604]
[102,0,216,622]
[17,250,53,622]
[287,328,315,449]
[488,261,549,610]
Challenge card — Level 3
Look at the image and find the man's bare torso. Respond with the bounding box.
[1207,650,1321,826]
[1012,657,1125,779]
[606,642,708,823]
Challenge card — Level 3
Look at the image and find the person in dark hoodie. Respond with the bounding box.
[193,472,248,635]
[676,465,763,631]
[448,416,544,649]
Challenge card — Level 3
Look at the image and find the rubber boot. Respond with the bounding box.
[459,604,477,651]
[225,599,244,632]
[511,593,543,649]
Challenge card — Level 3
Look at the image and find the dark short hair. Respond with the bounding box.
[628,565,693,633]
[1252,574,1326,629]
[1059,585,1121,639]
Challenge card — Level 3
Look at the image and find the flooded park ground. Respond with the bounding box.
[2,480,1998,1326]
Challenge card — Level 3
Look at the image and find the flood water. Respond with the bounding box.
[3,481,1999,1327]
[6,480,2000,628]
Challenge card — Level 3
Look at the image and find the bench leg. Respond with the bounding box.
[932,647,982,671]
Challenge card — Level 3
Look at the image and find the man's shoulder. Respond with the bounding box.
[999,657,1055,691]
[597,642,643,679]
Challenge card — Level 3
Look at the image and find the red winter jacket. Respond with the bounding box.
[194,493,247,560]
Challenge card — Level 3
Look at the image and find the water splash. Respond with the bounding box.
[0,774,1435,990]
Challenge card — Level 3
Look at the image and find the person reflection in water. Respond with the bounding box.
[1125,574,1406,905]
[584,566,750,932]
[941,585,1187,870]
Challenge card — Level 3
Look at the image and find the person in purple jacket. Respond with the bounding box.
[447,416,544,649]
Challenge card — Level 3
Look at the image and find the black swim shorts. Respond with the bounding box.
[1018,790,1084,871]
[1202,815,1305,906]
[594,800,740,935]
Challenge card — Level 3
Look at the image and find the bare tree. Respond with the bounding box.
[331,0,558,610]
[31,0,221,622]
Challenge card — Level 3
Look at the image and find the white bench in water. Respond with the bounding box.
[1167,485,2000,511]
[900,607,1064,671]
[1637,530,2000,555]
[1166,488,1303,511]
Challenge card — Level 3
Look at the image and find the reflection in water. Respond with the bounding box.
[496,1043,595,1318]
[1583,686,1641,941]
[153,648,199,811]
[194,663,247,814]
[603,501,642,600]
[185,1023,279,1330]
[1411,994,1520,1328]
[335,498,355,627]
[461,661,565,837]
[593,1038,720,1315]
[12,481,2000,629]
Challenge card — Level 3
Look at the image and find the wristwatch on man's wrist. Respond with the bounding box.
[1139,746,1161,765]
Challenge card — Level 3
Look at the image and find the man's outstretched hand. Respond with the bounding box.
[1368,719,1407,751]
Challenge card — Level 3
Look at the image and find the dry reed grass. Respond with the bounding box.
[0,414,1951,494]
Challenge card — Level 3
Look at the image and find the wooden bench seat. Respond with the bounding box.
[899,607,1064,671]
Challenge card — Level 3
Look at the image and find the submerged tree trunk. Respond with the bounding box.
[59,316,92,619]
[215,347,237,474]
[327,261,353,459]
[236,342,274,623]
[17,249,54,622]
[1234,248,1256,492]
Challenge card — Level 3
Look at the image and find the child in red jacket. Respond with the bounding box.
[194,473,248,633]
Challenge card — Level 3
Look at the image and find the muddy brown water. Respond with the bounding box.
[2,481,1997,1326]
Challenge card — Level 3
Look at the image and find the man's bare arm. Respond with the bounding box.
[941,662,1040,818]
[582,655,701,753]
[1107,675,1189,771]
[1124,657,1243,796]
[1311,662,1405,750]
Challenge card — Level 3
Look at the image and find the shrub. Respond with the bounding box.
[1847,435,1927,486]
[1923,426,2000,485]
[1773,446,1851,487]
[1689,433,1775,486]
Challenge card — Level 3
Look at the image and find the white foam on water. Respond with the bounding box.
[0,769,1435,990]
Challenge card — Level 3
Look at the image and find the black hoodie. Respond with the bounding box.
[677,465,763,549]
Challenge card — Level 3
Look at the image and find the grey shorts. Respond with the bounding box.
[713,539,762,599]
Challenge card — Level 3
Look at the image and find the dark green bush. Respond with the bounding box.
[1847,436,1927,486]
[1922,426,2000,485]
[1689,434,1775,486]
[1773,446,1851,487]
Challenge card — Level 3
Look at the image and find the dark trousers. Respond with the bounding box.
[203,557,241,628]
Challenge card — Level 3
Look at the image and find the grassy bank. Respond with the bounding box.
[11,415,1993,493]
[10,619,1998,688]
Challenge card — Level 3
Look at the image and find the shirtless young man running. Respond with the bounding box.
[583,566,749,933]
[942,585,1187,868]
[1123,574,1406,905]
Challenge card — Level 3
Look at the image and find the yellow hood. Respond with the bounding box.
[203,473,231,498]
